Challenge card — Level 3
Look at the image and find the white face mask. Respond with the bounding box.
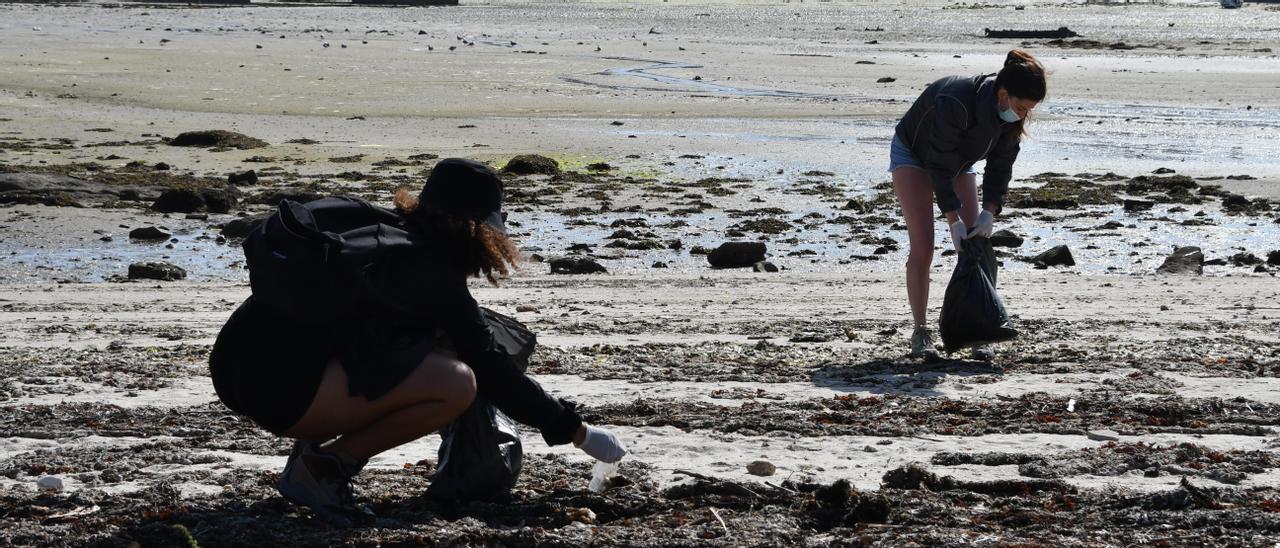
[998,97,1021,123]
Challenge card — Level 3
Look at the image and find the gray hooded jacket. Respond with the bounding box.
[894,74,1021,214]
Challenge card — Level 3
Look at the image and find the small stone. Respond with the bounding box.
[128,226,171,240]
[152,188,205,213]
[549,256,607,275]
[1156,246,1204,275]
[228,169,258,186]
[502,154,559,175]
[989,229,1024,248]
[708,242,767,269]
[746,460,776,476]
[516,305,539,313]
[221,214,270,239]
[753,261,779,273]
[128,261,187,281]
[153,162,171,171]
[1031,245,1075,268]
[863,445,879,453]
[1086,429,1120,442]
[651,261,668,268]
[37,476,64,492]
[1123,199,1154,212]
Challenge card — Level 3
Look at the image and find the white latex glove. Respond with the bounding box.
[949,219,968,252]
[576,425,627,463]
[971,210,994,239]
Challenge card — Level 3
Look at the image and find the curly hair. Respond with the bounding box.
[393,187,520,286]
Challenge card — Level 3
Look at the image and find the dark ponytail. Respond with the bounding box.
[994,49,1046,139]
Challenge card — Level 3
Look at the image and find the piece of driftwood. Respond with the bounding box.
[984,27,1079,39]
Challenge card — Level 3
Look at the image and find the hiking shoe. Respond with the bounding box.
[971,345,996,362]
[909,327,937,358]
[277,441,374,527]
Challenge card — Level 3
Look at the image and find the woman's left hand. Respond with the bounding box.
[575,425,627,463]
[970,210,994,238]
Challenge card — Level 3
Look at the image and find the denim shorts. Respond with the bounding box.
[889,135,977,175]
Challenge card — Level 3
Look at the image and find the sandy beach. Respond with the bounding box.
[2,0,1280,546]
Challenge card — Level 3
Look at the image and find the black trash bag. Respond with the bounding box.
[426,308,535,501]
[939,236,1017,352]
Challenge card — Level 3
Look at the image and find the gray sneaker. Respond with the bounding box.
[277,441,373,527]
[909,327,937,358]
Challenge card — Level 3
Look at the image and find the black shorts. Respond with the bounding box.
[209,296,335,435]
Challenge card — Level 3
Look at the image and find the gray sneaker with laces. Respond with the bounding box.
[909,326,936,358]
[277,441,374,527]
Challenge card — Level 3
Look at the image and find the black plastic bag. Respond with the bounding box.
[939,236,1018,352]
[426,308,535,501]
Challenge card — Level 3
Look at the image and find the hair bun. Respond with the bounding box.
[1005,49,1029,67]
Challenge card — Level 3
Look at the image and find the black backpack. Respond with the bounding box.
[242,197,421,324]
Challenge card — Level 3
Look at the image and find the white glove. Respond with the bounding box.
[576,425,627,463]
[971,210,994,239]
[949,220,968,252]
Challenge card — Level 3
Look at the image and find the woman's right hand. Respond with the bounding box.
[949,219,968,252]
[575,425,627,463]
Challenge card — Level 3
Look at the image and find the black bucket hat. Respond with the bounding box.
[418,158,505,233]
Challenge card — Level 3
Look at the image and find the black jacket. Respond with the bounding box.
[344,241,582,447]
[894,74,1021,214]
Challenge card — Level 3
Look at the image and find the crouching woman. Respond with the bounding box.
[209,158,625,524]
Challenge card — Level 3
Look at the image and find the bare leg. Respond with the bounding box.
[892,167,936,329]
[284,352,477,460]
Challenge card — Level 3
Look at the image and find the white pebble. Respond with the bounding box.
[1086,429,1120,442]
[37,476,64,492]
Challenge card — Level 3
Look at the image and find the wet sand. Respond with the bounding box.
[3,0,1280,546]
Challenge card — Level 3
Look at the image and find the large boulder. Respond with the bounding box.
[708,242,767,269]
[1157,246,1204,275]
[1269,250,1280,266]
[502,155,560,176]
[128,261,186,281]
